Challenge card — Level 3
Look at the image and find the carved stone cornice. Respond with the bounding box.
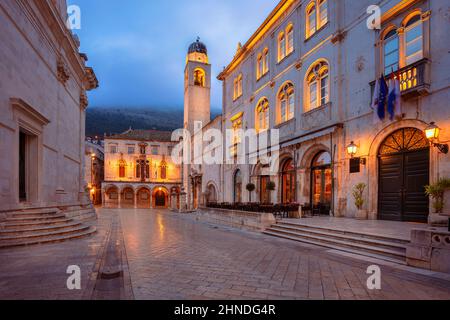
[57,57,70,84]
[421,10,431,21]
[80,90,88,110]
[84,67,99,91]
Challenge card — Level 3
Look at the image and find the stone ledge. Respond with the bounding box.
[407,228,450,274]
[195,208,276,232]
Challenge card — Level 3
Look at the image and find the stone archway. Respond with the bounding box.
[121,187,135,208]
[136,187,151,209]
[105,185,119,208]
[153,187,169,208]
[367,120,432,219]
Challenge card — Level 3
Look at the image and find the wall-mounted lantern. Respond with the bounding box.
[347,141,366,173]
[424,122,449,154]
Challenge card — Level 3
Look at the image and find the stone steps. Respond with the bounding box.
[0,227,97,249]
[3,218,74,229]
[0,206,97,249]
[0,221,83,236]
[263,221,409,264]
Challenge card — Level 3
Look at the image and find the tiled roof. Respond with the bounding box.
[109,129,174,142]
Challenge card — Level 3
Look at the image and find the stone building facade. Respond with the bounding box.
[0,0,98,214]
[102,130,182,209]
[184,0,450,225]
[85,138,104,205]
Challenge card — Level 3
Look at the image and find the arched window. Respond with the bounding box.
[306,61,329,111]
[233,170,242,203]
[256,53,263,79]
[306,2,316,38]
[286,24,294,56]
[278,32,286,62]
[318,0,328,27]
[278,82,295,123]
[262,48,269,74]
[404,14,423,66]
[160,160,168,180]
[118,160,126,178]
[233,74,243,100]
[281,159,296,204]
[193,68,205,87]
[136,160,141,178]
[383,29,399,75]
[256,98,269,132]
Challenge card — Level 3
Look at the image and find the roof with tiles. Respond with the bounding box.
[108,129,174,142]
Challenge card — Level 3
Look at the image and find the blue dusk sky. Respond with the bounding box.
[69,0,279,112]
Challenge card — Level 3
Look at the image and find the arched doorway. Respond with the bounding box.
[233,170,242,203]
[206,184,217,204]
[378,127,429,222]
[136,187,151,208]
[311,152,332,215]
[105,186,119,208]
[281,158,296,204]
[153,187,169,208]
[121,187,134,208]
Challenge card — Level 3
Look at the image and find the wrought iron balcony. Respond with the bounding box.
[370,58,430,100]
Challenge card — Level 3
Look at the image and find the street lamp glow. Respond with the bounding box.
[425,122,440,141]
[347,141,358,158]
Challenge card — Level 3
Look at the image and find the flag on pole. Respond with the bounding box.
[387,72,402,121]
[371,78,380,124]
[377,75,388,120]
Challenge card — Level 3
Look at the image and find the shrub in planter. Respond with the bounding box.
[246,183,256,202]
[352,183,367,220]
[425,178,450,214]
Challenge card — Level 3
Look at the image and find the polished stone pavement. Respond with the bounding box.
[0,208,450,300]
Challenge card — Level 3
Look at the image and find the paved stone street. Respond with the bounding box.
[1,208,450,300]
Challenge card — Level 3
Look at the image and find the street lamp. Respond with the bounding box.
[347,141,358,158]
[424,122,449,154]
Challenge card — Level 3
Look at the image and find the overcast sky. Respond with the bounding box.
[69,0,278,112]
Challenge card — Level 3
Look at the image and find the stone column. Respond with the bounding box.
[134,192,137,209]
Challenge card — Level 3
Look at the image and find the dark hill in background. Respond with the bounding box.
[86,107,220,137]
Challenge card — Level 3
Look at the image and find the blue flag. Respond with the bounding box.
[377,75,388,120]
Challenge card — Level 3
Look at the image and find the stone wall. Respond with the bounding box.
[406,229,450,274]
[195,208,276,232]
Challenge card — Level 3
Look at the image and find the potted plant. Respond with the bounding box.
[353,183,367,220]
[425,178,450,226]
[246,183,256,203]
[266,181,276,203]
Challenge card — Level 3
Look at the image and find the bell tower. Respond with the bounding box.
[184,38,211,134]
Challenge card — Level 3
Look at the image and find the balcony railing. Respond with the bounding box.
[370,58,430,100]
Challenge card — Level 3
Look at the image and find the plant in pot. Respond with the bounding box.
[246,183,256,203]
[425,178,450,226]
[352,183,367,220]
[266,181,276,204]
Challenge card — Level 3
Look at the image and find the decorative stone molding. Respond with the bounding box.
[57,57,70,84]
[331,30,347,44]
[269,80,276,88]
[84,67,99,91]
[80,90,89,109]
[355,56,366,72]
[421,10,431,21]
[295,59,303,70]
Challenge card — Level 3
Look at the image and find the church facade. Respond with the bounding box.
[183,0,450,225]
[0,0,98,215]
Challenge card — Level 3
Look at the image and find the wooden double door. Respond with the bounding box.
[378,148,429,223]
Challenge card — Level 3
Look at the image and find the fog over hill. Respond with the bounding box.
[86,107,220,137]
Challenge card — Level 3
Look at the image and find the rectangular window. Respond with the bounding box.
[167,146,173,156]
[110,146,117,154]
[406,22,423,65]
[319,1,328,27]
[288,95,295,120]
[127,147,135,155]
[152,146,159,155]
[279,37,286,61]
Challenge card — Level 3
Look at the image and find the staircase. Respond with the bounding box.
[264,220,409,264]
[0,208,96,249]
